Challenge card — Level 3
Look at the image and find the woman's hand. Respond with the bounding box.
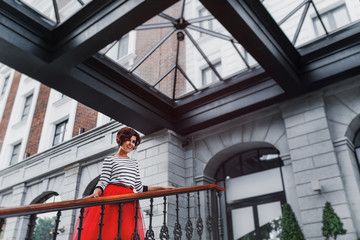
[84,188,102,198]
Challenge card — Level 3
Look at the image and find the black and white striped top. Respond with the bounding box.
[96,156,143,193]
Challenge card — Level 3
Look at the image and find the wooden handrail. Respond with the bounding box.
[0,184,225,218]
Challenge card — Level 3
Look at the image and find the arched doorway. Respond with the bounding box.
[25,191,61,240]
[214,147,285,240]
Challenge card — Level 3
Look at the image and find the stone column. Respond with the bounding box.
[281,94,356,239]
[3,183,26,240]
[137,129,186,238]
[60,163,81,240]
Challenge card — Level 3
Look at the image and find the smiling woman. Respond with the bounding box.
[71,127,173,240]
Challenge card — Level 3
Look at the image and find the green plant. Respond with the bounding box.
[33,216,55,240]
[280,203,305,240]
[322,201,347,240]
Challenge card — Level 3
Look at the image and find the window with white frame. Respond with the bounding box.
[9,142,21,165]
[52,119,68,146]
[202,61,222,86]
[117,34,129,60]
[199,8,213,37]
[21,94,33,120]
[1,75,10,96]
[312,4,351,36]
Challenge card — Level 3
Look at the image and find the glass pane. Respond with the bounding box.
[332,6,351,29]
[241,150,260,175]
[21,0,56,22]
[226,168,283,203]
[355,131,360,147]
[258,201,282,240]
[57,0,83,23]
[19,0,93,25]
[10,143,21,165]
[1,76,10,95]
[232,207,255,240]
[33,195,61,239]
[100,0,258,101]
[262,0,360,47]
[0,219,5,239]
[224,156,241,178]
[22,94,33,119]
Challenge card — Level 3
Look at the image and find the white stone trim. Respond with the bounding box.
[334,137,355,151]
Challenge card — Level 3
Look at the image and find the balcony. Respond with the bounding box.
[0,184,225,240]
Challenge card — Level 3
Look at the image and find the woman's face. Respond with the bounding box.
[120,136,137,155]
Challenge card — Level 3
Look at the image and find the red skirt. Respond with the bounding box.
[71,184,145,240]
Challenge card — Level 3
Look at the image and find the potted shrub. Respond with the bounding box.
[280,203,305,240]
[322,201,346,240]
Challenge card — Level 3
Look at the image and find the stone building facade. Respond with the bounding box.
[0,0,360,239]
[1,70,360,239]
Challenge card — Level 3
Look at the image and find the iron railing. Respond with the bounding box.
[0,184,225,240]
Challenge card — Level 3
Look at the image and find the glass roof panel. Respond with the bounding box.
[18,0,92,24]
[100,0,259,101]
[262,0,360,47]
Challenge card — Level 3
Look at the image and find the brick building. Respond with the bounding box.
[0,0,360,239]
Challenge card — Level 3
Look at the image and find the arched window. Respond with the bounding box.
[83,175,100,197]
[215,147,285,240]
[25,191,61,240]
[0,218,5,240]
[354,129,360,172]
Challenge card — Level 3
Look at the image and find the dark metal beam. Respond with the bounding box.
[200,0,305,96]
[299,21,360,88]
[175,79,285,135]
[1,0,359,136]
[0,12,51,75]
[0,0,178,135]
[50,0,179,67]
[30,58,175,135]
[301,43,360,88]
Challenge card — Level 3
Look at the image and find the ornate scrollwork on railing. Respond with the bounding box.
[185,192,193,239]
[174,194,182,240]
[132,200,141,240]
[206,190,213,235]
[196,191,204,239]
[145,229,155,240]
[145,198,155,240]
[0,184,225,240]
[97,205,105,240]
[117,202,123,240]
[52,211,61,239]
[185,219,193,240]
[160,196,169,240]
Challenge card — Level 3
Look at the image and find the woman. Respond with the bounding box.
[72,127,173,239]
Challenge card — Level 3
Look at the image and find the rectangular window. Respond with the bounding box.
[202,62,221,86]
[10,143,21,165]
[199,8,213,37]
[313,4,351,36]
[53,120,68,146]
[21,94,33,120]
[117,34,129,60]
[1,75,10,96]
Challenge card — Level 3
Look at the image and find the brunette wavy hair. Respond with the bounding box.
[116,127,141,147]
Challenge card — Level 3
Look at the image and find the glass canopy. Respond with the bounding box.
[262,0,360,47]
[99,0,258,101]
[18,0,93,24]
